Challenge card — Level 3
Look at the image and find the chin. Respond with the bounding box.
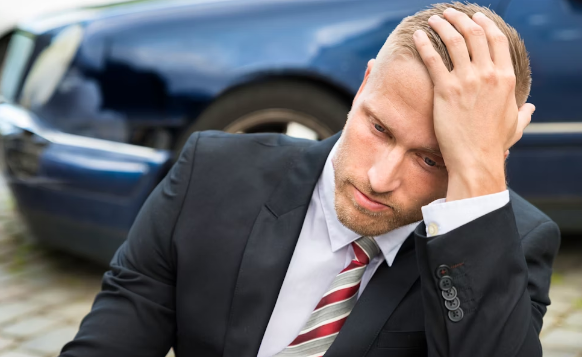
[336,197,396,236]
[334,181,424,236]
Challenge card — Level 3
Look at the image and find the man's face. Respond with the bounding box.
[333,55,449,236]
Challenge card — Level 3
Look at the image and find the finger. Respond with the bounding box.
[511,103,535,145]
[442,8,491,67]
[413,30,449,84]
[427,14,471,71]
[472,12,512,70]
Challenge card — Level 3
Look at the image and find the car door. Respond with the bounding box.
[501,0,582,231]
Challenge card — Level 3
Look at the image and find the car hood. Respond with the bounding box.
[0,0,131,37]
[16,0,345,36]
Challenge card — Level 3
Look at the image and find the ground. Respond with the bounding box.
[0,180,581,356]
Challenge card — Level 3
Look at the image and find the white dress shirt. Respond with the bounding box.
[257,143,509,357]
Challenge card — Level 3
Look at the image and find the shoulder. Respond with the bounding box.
[194,130,316,149]
[179,130,316,168]
[184,130,315,162]
[179,130,318,191]
[509,189,560,240]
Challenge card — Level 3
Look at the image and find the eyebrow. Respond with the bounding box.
[422,146,443,158]
[362,100,396,136]
[362,100,442,157]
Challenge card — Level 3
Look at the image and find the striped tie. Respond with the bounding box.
[275,236,381,357]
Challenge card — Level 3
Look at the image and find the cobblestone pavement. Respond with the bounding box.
[0,183,581,356]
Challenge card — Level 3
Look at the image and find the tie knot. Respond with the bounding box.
[352,236,380,265]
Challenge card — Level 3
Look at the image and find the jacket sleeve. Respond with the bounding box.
[59,132,200,357]
[415,202,560,357]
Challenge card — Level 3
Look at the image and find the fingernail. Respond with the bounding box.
[444,8,457,14]
[413,30,423,38]
[473,12,485,19]
[429,15,442,22]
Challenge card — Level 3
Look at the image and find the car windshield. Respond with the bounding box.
[0,32,35,102]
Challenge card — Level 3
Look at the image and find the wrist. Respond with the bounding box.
[446,163,506,202]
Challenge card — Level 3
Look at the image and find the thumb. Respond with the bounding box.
[512,103,535,145]
[518,103,535,129]
[519,103,535,115]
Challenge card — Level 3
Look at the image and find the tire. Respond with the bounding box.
[175,80,350,151]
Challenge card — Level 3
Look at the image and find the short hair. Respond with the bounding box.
[378,2,531,106]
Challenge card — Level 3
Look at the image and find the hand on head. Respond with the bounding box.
[413,8,534,201]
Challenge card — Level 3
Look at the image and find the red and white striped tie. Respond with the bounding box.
[275,236,381,357]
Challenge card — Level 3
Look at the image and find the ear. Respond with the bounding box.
[353,59,375,106]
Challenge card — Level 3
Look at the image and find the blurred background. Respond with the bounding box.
[0,0,580,356]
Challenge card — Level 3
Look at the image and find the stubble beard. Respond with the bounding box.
[333,137,423,237]
[334,179,422,237]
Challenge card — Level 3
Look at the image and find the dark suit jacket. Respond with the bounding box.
[60,131,560,357]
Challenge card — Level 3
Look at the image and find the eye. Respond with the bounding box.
[374,123,385,133]
[424,157,436,167]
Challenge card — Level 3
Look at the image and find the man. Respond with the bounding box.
[60,2,560,356]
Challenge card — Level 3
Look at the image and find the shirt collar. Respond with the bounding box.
[317,141,420,266]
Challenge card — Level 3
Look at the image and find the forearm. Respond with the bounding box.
[59,251,177,357]
[446,164,506,202]
[416,203,556,357]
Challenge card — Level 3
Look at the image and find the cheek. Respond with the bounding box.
[343,113,448,202]
[341,116,378,166]
[401,163,448,203]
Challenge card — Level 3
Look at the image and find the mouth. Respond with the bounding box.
[350,184,392,213]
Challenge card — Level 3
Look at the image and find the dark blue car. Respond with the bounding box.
[0,0,580,264]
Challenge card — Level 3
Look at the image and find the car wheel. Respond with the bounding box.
[175,80,350,151]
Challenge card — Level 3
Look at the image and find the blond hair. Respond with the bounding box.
[377,2,531,106]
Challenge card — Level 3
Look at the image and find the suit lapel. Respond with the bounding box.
[324,234,420,357]
[223,133,340,357]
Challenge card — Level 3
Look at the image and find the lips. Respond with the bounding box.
[351,185,391,212]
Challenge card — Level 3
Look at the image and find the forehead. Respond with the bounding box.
[363,55,437,146]
[367,55,433,120]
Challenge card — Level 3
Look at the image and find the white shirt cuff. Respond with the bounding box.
[421,190,510,237]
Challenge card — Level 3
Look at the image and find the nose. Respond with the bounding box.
[367,147,405,193]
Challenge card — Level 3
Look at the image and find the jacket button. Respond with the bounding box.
[445,297,460,310]
[435,265,451,278]
[439,276,453,291]
[442,286,457,301]
[448,308,464,322]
